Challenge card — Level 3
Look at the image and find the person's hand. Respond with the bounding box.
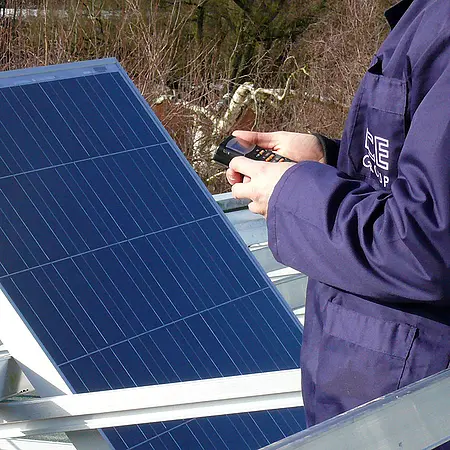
[228,156,296,217]
[233,130,325,164]
[226,130,324,186]
[226,130,324,217]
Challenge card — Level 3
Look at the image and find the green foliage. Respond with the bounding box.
[180,0,328,88]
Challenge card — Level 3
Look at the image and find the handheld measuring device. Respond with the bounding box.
[213,135,293,167]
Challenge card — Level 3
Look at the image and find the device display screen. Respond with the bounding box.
[226,137,256,155]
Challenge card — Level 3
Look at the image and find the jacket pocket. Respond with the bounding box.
[340,57,408,190]
[314,301,416,422]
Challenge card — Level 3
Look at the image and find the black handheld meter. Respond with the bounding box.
[212,135,293,167]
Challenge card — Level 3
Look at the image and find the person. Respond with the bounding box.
[226,0,450,436]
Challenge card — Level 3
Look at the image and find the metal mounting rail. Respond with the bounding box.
[263,368,450,450]
[0,369,302,439]
[215,192,307,318]
[0,439,74,449]
[0,347,34,401]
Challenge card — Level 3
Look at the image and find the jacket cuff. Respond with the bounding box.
[311,133,340,167]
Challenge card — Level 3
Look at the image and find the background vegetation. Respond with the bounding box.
[0,0,394,192]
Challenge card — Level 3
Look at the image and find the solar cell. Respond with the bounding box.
[0,59,304,449]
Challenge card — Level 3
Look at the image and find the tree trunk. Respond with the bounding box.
[195,1,207,44]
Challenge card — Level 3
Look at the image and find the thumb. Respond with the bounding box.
[232,130,279,150]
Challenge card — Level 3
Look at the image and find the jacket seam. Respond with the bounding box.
[325,329,410,360]
[396,327,417,389]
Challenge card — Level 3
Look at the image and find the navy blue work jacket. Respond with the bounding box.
[267,0,450,429]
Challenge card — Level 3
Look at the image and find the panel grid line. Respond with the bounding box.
[59,287,272,367]
[6,86,63,166]
[39,82,93,159]
[0,90,36,171]
[1,215,220,279]
[0,190,50,261]
[42,80,104,159]
[31,268,90,357]
[78,252,147,336]
[73,78,127,153]
[8,276,71,361]
[131,419,196,450]
[86,76,140,149]
[20,173,76,255]
[51,263,110,346]
[62,162,129,244]
[109,72,160,148]
[19,84,73,164]
[35,265,99,352]
[0,143,163,182]
[71,256,134,339]
[167,226,231,303]
[0,61,304,449]
[15,175,70,256]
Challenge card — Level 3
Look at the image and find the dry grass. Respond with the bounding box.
[205,0,392,191]
[0,0,393,193]
[242,0,392,135]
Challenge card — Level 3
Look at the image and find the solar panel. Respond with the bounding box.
[0,59,304,449]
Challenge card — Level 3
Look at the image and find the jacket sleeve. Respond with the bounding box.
[311,133,340,168]
[268,65,450,304]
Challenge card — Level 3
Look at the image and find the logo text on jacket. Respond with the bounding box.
[363,128,390,187]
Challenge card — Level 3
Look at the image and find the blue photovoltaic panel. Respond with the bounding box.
[0,59,304,449]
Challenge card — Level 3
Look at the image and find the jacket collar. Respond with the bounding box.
[385,0,414,29]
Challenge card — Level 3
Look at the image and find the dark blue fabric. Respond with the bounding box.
[267,0,450,435]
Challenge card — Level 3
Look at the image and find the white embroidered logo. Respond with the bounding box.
[362,128,390,187]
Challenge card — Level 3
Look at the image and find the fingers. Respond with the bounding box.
[226,167,243,185]
[231,180,253,200]
[229,155,260,177]
[225,169,252,185]
[247,201,262,216]
[232,130,279,150]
